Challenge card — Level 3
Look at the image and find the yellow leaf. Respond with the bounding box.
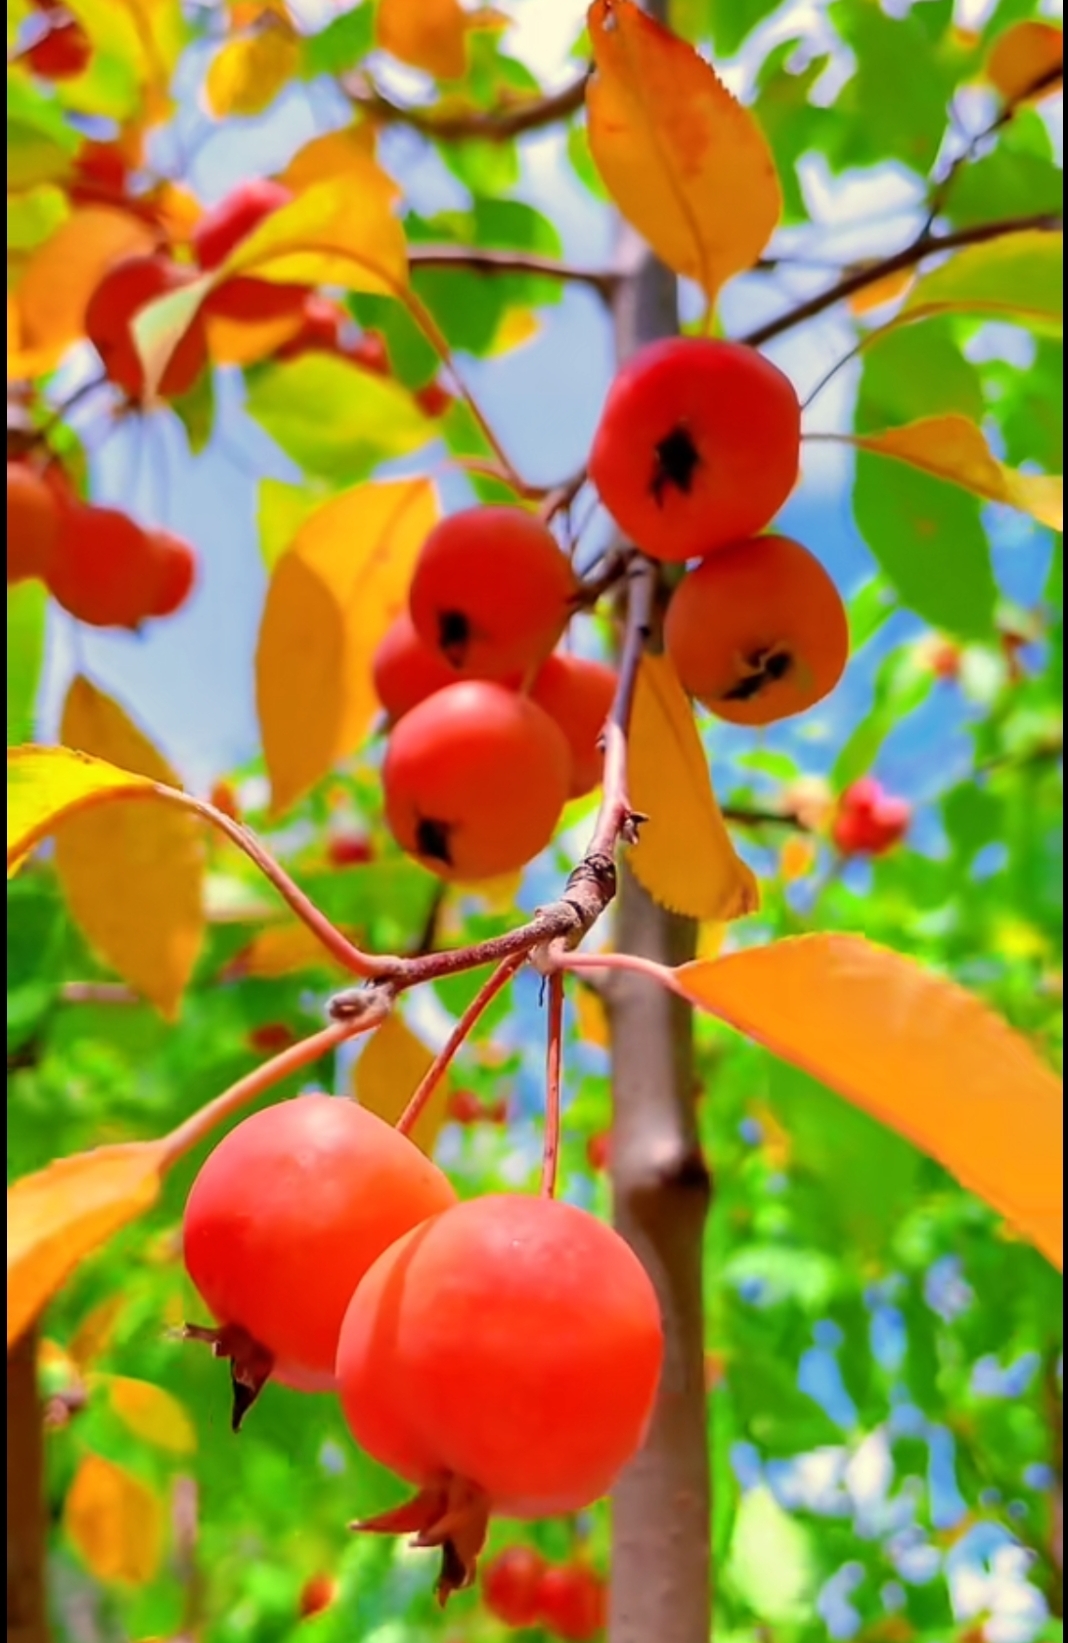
[846,415,1063,532]
[104,1376,197,1453]
[902,230,1062,329]
[586,0,781,306]
[69,1294,127,1370]
[7,745,155,877]
[376,0,470,81]
[278,125,397,198]
[204,24,300,119]
[848,267,915,316]
[488,307,541,356]
[204,307,305,366]
[627,654,760,921]
[574,983,610,1049]
[64,1453,164,1587]
[10,207,159,379]
[8,1143,166,1348]
[695,919,727,961]
[237,920,360,977]
[55,677,205,1017]
[353,1012,448,1155]
[676,934,1063,1268]
[779,836,816,883]
[985,20,1063,105]
[256,478,439,814]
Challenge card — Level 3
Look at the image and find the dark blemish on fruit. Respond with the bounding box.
[650,425,701,506]
[416,817,454,866]
[721,647,793,702]
[438,609,470,667]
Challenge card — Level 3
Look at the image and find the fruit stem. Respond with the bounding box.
[395,953,525,1138]
[549,949,685,996]
[586,556,655,862]
[161,1015,382,1167]
[540,970,565,1198]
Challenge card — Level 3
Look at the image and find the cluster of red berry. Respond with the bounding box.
[832,777,911,857]
[7,459,196,629]
[183,1097,662,1595]
[591,336,849,726]
[482,1543,607,1640]
[373,510,616,881]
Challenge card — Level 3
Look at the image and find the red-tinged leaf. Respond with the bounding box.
[676,935,1063,1267]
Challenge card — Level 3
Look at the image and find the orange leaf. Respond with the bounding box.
[8,1142,166,1348]
[256,478,439,815]
[55,677,205,1016]
[376,0,470,81]
[586,0,781,306]
[676,935,1063,1267]
[204,308,305,366]
[68,1294,127,1370]
[848,267,915,316]
[64,1453,164,1587]
[278,125,397,197]
[353,1012,448,1156]
[985,20,1063,105]
[236,920,360,978]
[627,653,760,922]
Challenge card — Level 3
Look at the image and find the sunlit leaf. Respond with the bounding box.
[676,935,1063,1267]
[726,1485,817,1622]
[236,920,359,978]
[64,1453,164,1587]
[902,229,1063,329]
[586,0,781,305]
[278,122,395,196]
[842,415,1063,531]
[627,654,760,922]
[246,353,434,481]
[55,676,205,1017]
[105,1376,197,1454]
[204,307,305,367]
[204,21,300,118]
[985,20,1063,105]
[256,478,438,815]
[353,1011,448,1155]
[376,0,469,80]
[257,478,321,573]
[7,1143,166,1348]
[7,744,155,877]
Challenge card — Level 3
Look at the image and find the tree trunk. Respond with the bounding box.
[605,227,713,1643]
[8,1329,50,1643]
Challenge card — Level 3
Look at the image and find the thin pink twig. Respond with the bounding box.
[395,953,524,1138]
[540,971,565,1198]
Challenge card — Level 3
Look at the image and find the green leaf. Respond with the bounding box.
[827,2,954,174]
[832,648,933,788]
[753,41,836,225]
[301,2,374,77]
[903,229,1063,330]
[7,119,76,190]
[257,480,324,574]
[948,148,1063,234]
[705,0,782,57]
[853,453,997,639]
[245,355,434,482]
[725,1486,819,1623]
[943,782,1005,863]
[857,317,984,432]
[7,183,69,254]
[7,581,47,748]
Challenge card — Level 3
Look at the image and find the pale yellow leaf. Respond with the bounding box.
[676,934,1063,1268]
[8,1143,166,1348]
[353,1012,448,1155]
[376,0,470,81]
[55,677,206,1017]
[985,20,1063,105]
[7,745,155,877]
[64,1453,164,1587]
[256,478,439,814]
[236,920,361,977]
[104,1376,197,1453]
[845,415,1062,532]
[902,230,1062,329]
[627,653,760,921]
[204,25,300,119]
[586,0,781,305]
[278,125,397,199]
[69,1294,127,1370]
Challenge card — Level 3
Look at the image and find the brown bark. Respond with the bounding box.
[605,227,713,1643]
[7,1329,50,1643]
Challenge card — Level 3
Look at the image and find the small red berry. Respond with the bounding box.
[275,296,349,362]
[372,612,459,722]
[831,779,911,857]
[586,1132,610,1173]
[144,527,198,618]
[46,504,160,629]
[536,1564,607,1641]
[7,461,61,584]
[482,1545,547,1627]
[248,1023,297,1056]
[327,833,374,868]
[298,1572,337,1619]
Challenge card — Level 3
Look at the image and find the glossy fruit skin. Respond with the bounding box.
[832,778,911,857]
[7,462,61,584]
[193,179,307,323]
[589,338,801,563]
[46,504,159,629]
[537,1565,607,1641]
[664,534,848,726]
[383,681,571,881]
[335,1193,664,1517]
[25,15,91,78]
[86,256,208,401]
[481,1546,547,1627]
[372,612,461,722]
[409,507,576,679]
[183,1094,457,1391]
[531,653,617,798]
[144,528,197,618]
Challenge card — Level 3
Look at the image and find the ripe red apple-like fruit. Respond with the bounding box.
[193,179,308,323]
[85,255,209,402]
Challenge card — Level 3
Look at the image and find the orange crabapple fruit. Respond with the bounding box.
[589,337,801,563]
[531,653,617,798]
[182,1095,457,1425]
[481,1545,548,1627]
[7,462,61,584]
[193,178,308,323]
[46,503,161,630]
[408,506,577,679]
[85,254,208,402]
[382,681,572,881]
[372,611,463,723]
[335,1194,663,1553]
[537,1563,607,1641]
[664,534,849,725]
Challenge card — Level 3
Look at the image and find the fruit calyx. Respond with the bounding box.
[352,1474,490,1606]
[182,1320,274,1431]
[720,644,794,703]
[651,423,701,504]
